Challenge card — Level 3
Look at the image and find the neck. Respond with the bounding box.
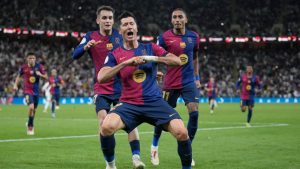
[123,40,138,50]
[173,28,185,35]
[99,29,112,36]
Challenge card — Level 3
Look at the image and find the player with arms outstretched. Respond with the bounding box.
[98,11,192,169]
[236,66,262,127]
[150,8,200,166]
[13,52,47,135]
[72,6,144,169]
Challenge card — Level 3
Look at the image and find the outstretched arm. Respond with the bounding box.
[13,74,21,91]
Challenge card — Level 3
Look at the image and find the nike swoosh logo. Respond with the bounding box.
[169,113,177,117]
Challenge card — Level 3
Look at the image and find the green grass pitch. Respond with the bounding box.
[0,103,299,169]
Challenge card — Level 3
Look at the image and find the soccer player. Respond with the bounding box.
[236,66,262,127]
[48,69,64,118]
[150,8,200,166]
[13,52,47,135]
[97,11,192,169]
[205,77,218,114]
[71,6,145,169]
[42,81,51,113]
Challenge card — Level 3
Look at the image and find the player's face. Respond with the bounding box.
[210,78,215,83]
[27,55,36,67]
[120,17,138,42]
[96,10,114,31]
[246,66,253,74]
[171,10,187,30]
[51,69,57,76]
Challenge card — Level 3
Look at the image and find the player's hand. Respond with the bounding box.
[123,57,146,66]
[36,71,42,76]
[195,80,201,88]
[84,40,97,51]
[13,84,18,91]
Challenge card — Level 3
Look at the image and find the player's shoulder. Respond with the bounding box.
[162,29,173,37]
[111,29,122,37]
[186,29,199,38]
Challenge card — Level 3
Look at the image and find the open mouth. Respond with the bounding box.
[127,31,134,36]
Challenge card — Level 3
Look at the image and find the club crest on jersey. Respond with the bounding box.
[141,49,147,55]
[246,85,251,91]
[180,42,186,48]
[106,43,113,50]
[179,54,188,65]
[29,76,36,83]
[188,37,193,43]
[115,38,120,44]
[133,69,146,83]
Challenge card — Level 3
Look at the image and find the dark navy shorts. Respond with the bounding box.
[163,82,200,108]
[52,93,60,103]
[94,94,120,113]
[208,96,216,102]
[25,94,39,109]
[241,99,255,107]
[109,98,181,133]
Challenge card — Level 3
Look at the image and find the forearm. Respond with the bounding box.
[98,63,126,83]
[193,57,199,76]
[72,45,85,60]
[14,76,20,87]
[157,53,181,66]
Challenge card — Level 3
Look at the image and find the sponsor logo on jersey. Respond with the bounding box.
[133,69,146,83]
[29,76,36,83]
[179,54,188,65]
[246,85,252,91]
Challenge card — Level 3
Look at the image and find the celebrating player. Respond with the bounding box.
[13,52,47,135]
[97,11,192,169]
[48,69,64,118]
[205,77,218,114]
[72,6,144,169]
[150,8,200,166]
[236,66,262,127]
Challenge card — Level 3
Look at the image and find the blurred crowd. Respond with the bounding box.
[0,37,299,98]
[1,0,299,36]
[200,47,300,98]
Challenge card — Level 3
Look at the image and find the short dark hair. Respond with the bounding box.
[117,11,137,24]
[172,8,188,18]
[96,5,114,16]
[26,52,36,57]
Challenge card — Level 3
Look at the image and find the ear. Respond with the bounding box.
[96,17,100,24]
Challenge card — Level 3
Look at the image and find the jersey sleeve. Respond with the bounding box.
[157,34,166,49]
[256,76,262,89]
[152,43,168,57]
[72,32,91,60]
[59,76,65,84]
[39,64,46,74]
[103,53,117,67]
[193,32,200,53]
[236,76,242,89]
[18,67,24,76]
